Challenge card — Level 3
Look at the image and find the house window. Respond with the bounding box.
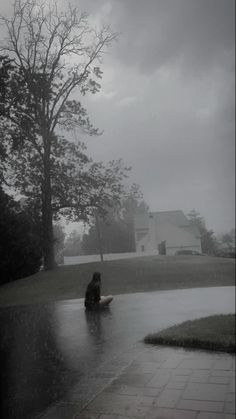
[141,245,145,252]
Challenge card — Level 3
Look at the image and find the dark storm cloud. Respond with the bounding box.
[78,0,234,75]
[116,0,234,74]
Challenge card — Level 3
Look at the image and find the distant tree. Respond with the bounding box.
[219,229,235,252]
[0,0,118,270]
[187,209,217,255]
[82,188,148,255]
[121,192,149,251]
[0,187,42,284]
[53,224,65,263]
[221,233,233,245]
[221,231,234,246]
[83,214,129,255]
[64,230,82,256]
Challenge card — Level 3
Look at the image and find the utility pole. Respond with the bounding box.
[95,212,104,262]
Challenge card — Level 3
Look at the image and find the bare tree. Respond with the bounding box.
[0,0,117,269]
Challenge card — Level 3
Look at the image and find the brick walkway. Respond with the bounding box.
[75,344,235,419]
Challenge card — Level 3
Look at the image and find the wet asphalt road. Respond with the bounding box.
[0,286,234,419]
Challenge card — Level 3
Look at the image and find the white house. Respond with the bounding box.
[134,210,202,255]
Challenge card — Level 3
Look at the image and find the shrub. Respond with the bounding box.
[0,188,43,284]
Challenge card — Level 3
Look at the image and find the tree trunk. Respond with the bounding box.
[42,140,55,270]
[95,213,103,262]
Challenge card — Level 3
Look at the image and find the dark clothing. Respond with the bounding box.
[84,281,101,310]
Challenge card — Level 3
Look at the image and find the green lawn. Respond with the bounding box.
[144,314,236,353]
[0,255,235,307]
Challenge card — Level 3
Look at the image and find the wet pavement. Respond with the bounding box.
[80,344,235,419]
[0,286,235,419]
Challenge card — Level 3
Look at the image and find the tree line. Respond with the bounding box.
[63,208,234,259]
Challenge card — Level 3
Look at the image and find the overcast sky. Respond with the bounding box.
[1,0,235,234]
[77,0,235,234]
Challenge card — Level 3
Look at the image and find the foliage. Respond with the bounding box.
[53,224,65,263]
[221,229,235,249]
[0,0,126,270]
[6,133,131,220]
[64,230,83,256]
[0,188,42,284]
[82,192,149,254]
[187,209,217,255]
[82,220,127,255]
[215,229,235,258]
[0,1,117,137]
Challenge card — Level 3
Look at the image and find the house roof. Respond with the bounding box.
[134,210,189,230]
[152,210,189,227]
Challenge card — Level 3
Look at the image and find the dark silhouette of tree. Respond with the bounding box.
[82,190,148,255]
[0,188,42,284]
[0,0,129,270]
[53,224,65,263]
[221,231,235,248]
[187,209,217,255]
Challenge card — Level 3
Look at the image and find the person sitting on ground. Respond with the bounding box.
[84,271,113,310]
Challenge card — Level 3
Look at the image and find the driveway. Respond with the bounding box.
[0,286,234,419]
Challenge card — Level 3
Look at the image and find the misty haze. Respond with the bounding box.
[0,1,235,419]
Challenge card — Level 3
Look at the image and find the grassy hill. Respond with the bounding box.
[0,255,234,307]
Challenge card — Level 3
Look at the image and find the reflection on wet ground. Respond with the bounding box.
[0,286,234,419]
[0,304,77,419]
